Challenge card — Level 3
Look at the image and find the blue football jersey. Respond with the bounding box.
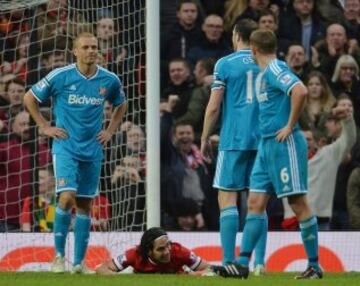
[256,59,302,138]
[31,64,126,161]
[211,50,260,150]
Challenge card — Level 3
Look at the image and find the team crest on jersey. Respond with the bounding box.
[261,81,266,89]
[58,178,67,187]
[280,74,291,85]
[98,87,106,96]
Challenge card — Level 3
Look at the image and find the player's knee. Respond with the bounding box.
[247,197,264,214]
[218,191,237,209]
[58,191,76,210]
[288,194,309,215]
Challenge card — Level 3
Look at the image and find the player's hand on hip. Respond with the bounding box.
[97,130,112,146]
[276,125,292,142]
[200,138,212,163]
[41,126,68,140]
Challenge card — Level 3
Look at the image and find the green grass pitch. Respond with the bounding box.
[1,272,360,286]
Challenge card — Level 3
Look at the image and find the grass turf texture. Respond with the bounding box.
[1,272,360,286]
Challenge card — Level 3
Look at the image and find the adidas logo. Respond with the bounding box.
[283,185,291,192]
[70,84,77,91]
[55,232,63,237]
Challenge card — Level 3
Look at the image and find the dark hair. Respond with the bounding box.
[197,58,215,75]
[176,0,198,11]
[258,9,277,23]
[169,58,191,71]
[139,227,167,259]
[5,78,25,92]
[233,18,258,44]
[250,29,277,54]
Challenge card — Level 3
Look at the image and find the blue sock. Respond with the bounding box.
[54,206,72,257]
[238,213,267,267]
[220,206,239,265]
[299,215,320,270]
[73,212,91,266]
[254,212,268,267]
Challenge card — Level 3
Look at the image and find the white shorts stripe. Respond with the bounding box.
[287,134,300,191]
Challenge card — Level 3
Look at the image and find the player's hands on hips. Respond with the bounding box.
[276,125,292,142]
[97,130,112,146]
[200,137,212,163]
[40,125,68,140]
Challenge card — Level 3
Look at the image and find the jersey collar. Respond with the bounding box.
[75,64,99,80]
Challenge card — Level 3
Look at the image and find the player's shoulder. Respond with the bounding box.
[45,63,76,82]
[171,242,191,256]
[267,59,291,77]
[97,65,121,83]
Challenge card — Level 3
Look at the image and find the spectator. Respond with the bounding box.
[236,0,270,22]
[40,41,67,78]
[285,44,314,81]
[331,54,360,126]
[300,71,336,130]
[35,0,91,44]
[0,78,26,138]
[21,165,56,232]
[283,105,356,230]
[278,0,325,58]
[176,58,215,142]
[343,0,360,42]
[327,96,357,230]
[347,136,360,229]
[110,155,145,230]
[162,58,196,119]
[6,33,29,81]
[223,0,248,32]
[160,103,216,230]
[0,111,50,232]
[314,23,360,79]
[187,15,231,66]
[161,0,202,62]
[166,198,206,231]
[258,9,291,59]
[315,0,344,26]
[96,16,127,69]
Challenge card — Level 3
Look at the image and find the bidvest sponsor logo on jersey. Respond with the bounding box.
[68,94,104,105]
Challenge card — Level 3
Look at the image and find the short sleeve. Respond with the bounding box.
[107,77,126,107]
[269,62,301,96]
[112,248,135,271]
[30,77,52,103]
[176,244,202,271]
[211,58,226,90]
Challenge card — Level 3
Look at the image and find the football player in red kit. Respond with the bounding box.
[95,227,214,275]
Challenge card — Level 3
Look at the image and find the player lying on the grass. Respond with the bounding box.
[96,227,215,275]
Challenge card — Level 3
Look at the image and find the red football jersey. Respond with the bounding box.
[113,242,201,273]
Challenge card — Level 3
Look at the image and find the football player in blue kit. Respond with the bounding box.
[201,19,267,276]
[24,32,127,273]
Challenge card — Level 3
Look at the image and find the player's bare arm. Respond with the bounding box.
[97,101,127,146]
[24,90,68,139]
[276,83,307,142]
[200,88,223,161]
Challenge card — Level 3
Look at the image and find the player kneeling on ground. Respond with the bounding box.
[96,227,218,275]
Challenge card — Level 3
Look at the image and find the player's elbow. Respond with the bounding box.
[23,91,35,109]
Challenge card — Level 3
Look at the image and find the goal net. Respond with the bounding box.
[0,0,147,271]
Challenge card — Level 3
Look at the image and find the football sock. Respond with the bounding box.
[299,215,320,270]
[238,213,267,267]
[220,206,239,265]
[254,212,268,267]
[73,212,91,266]
[54,206,72,257]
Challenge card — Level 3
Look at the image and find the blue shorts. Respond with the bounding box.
[213,150,257,191]
[53,154,101,198]
[250,131,308,198]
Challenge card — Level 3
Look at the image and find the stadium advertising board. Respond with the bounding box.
[0,232,357,272]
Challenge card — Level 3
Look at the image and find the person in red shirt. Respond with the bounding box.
[96,227,214,275]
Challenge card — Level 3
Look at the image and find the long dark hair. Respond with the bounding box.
[138,227,167,259]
